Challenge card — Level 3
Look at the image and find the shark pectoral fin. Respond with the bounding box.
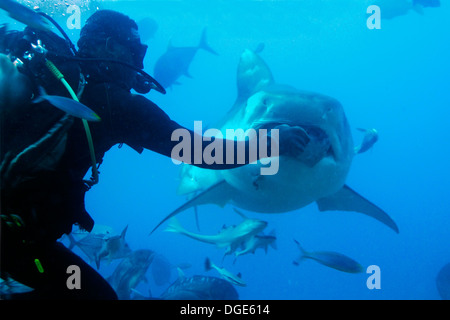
[316,185,399,233]
[150,180,233,235]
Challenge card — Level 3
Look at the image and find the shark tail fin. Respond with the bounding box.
[198,28,218,56]
[292,239,307,266]
[293,239,306,255]
[165,217,185,234]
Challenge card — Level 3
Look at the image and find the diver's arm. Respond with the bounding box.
[121,95,310,169]
[170,124,310,169]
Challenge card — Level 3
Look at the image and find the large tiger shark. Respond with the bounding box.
[151,49,398,234]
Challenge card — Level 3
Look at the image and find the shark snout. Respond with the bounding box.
[252,220,268,233]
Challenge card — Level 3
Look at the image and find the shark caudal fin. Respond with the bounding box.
[165,217,186,234]
[292,239,307,266]
[150,180,233,235]
[316,185,399,233]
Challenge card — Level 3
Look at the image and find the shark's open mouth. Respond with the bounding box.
[296,125,334,166]
[252,121,334,165]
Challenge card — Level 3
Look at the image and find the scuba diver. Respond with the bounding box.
[0,9,311,299]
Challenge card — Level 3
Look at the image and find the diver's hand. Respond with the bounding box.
[274,124,310,158]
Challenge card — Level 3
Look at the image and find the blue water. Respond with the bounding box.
[4,0,449,300]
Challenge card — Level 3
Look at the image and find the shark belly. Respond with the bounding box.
[226,156,349,213]
[178,152,351,214]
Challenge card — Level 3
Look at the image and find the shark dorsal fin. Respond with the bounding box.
[120,225,128,238]
[236,49,274,101]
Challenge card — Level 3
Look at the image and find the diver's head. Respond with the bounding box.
[77,10,147,88]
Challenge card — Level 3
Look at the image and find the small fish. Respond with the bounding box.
[204,258,246,287]
[34,89,101,122]
[67,225,131,269]
[67,232,105,265]
[107,249,155,300]
[153,28,218,89]
[293,239,364,274]
[165,210,267,256]
[95,225,132,269]
[0,277,34,296]
[233,230,277,261]
[0,0,52,32]
[354,128,378,154]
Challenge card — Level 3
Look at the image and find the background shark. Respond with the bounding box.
[364,0,440,19]
[154,49,398,234]
[153,28,218,90]
[107,249,155,300]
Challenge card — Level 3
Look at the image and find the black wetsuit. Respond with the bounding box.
[0,76,267,299]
